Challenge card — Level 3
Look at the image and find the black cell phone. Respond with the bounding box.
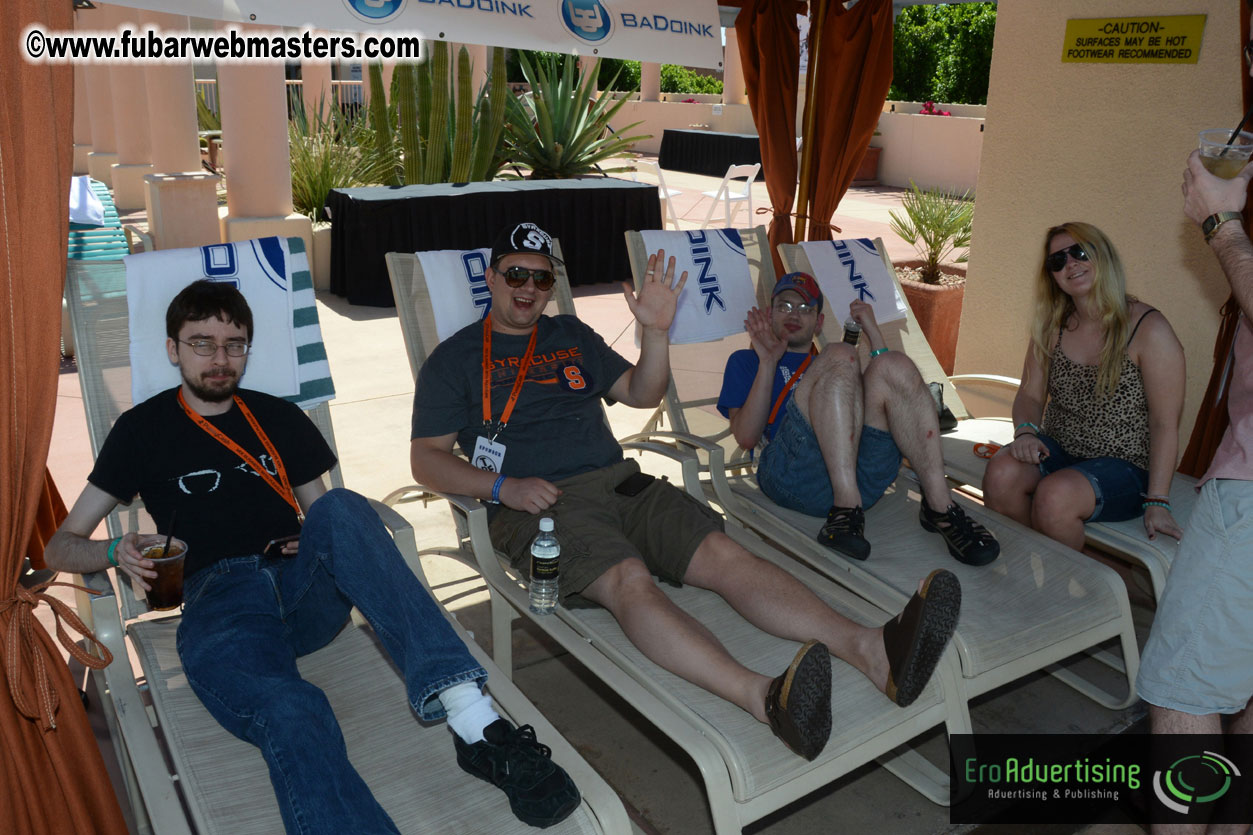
[614,471,656,497]
[264,534,300,558]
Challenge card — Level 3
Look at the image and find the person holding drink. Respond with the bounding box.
[982,222,1186,561]
[45,280,581,833]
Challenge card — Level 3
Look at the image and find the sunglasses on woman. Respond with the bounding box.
[499,266,557,291]
[1045,243,1089,273]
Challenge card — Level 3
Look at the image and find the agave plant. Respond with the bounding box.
[888,181,974,284]
[289,98,396,221]
[503,52,648,179]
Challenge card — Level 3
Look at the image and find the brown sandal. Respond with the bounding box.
[883,570,961,707]
[764,640,832,761]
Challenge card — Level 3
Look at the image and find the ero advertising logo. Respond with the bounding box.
[561,0,612,43]
[344,0,408,24]
[1153,751,1241,816]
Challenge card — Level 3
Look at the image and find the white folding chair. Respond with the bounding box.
[699,163,761,229]
[632,159,684,230]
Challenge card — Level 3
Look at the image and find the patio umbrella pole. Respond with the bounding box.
[795,0,829,241]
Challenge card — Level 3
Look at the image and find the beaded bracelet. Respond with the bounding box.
[105,537,122,567]
[1141,493,1170,503]
[490,474,506,504]
[869,348,889,358]
[1142,500,1172,511]
[1013,430,1038,440]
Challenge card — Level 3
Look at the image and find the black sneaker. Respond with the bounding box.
[817,505,870,560]
[919,503,1000,566]
[455,719,581,828]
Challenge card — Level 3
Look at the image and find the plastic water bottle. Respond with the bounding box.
[529,517,560,615]
[843,318,861,346]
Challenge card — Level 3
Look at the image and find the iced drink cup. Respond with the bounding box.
[1199,129,1253,179]
[142,538,188,611]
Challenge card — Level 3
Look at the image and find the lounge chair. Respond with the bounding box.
[384,245,967,832]
[62,239,628,835]
[623,228,1139,716]
[779,241,1191,603]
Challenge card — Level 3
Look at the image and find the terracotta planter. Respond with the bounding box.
[896,262,966,375]
[852,146,882,185]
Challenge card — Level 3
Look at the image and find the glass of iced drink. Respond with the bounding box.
[1199,129,1253,178]
[141,537,188,611]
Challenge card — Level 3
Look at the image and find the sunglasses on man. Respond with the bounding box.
[1045,243,1089,273]
[498,266,557,291]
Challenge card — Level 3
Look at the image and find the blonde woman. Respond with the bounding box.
[983,222,1185,552]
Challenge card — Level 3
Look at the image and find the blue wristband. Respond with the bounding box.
[869,347,889,358]
[106,537,122,567]
[491,474,506,504]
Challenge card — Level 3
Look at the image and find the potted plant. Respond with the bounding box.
[888,181,973,373]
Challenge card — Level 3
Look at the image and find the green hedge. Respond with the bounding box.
[660,64,722,94]
[889,2,996,105]
[505,51,720,95]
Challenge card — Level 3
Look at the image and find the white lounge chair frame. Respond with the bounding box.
[62,249,628,835]
[384,245,970,832]
[623,228,1139,717]
[778,243,1192,603]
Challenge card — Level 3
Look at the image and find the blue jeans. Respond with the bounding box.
[1036,433,1149,522]
[176,488,488,835]
[757,397,903,516]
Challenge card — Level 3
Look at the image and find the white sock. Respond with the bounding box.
[440,682,499,744]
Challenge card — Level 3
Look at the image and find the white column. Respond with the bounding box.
[141,9,220,249]
[216,28,312,256]
[723,28,748,106]
[641,62,661,102]
[78,5,117,184]
[105,3,153,210]
[73,66,92,175]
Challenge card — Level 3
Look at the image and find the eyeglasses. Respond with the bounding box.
[1044,243,1089,273]
[179,339,250,357]
[773,300,818,316]
[500,266,556,291]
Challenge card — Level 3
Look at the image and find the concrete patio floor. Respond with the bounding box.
[43,161,1153,834]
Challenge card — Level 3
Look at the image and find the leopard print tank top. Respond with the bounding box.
[1040,310,1155,471]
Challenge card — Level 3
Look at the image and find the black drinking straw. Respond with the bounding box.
[1223,101,1253,150]
[161,509,177,558]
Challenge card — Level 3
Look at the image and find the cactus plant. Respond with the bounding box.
[395,64,423,184]
[469,47,509,182]
[422,42,450,183]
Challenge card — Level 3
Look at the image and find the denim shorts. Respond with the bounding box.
[1036,433,1149,523]
[1137,478,1253,715]
[756,397,902,517]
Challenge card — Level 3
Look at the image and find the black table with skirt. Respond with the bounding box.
[327,179,663,306]
[657,129,764,180]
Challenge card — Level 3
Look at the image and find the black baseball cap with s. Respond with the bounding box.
[490,222,565,267]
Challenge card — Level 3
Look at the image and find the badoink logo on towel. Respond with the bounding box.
[344,0,407,24]
[561,0,613,43]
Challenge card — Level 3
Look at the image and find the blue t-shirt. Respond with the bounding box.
[717,349,813,444]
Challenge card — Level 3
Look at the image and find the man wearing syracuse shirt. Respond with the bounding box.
[717,272,999,566]
[411,221,965,762]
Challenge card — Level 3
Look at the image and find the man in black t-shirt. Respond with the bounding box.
[411,222,965,763]
[46,280,579,833]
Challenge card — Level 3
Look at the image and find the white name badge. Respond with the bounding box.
[472,435,506,473]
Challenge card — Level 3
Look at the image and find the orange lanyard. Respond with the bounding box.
[481,315,539,441]
[766,345,818,428]
[177,389,304,523]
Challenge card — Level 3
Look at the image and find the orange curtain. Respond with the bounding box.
[0,1,129,832]
[25,469,69,572]
[802,0,893,242]
[1179,5,1252,477]
[736,0,800,275]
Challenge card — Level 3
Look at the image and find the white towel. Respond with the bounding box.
[415,248,493,342]
[126,237,311,406]
[639,229,757,346]
[800,239,907,325]
[69,175,105,226]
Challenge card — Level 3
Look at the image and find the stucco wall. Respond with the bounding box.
[605,100,757,154]
[875,110,984,193]
[959,0,1241,447]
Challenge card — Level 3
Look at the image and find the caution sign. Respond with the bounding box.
[1062,15,1205,64]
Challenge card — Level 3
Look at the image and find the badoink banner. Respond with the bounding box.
[951,734,1253,827]
[94,0,725,69]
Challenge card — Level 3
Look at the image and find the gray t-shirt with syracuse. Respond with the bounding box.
[411,314,633,484]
